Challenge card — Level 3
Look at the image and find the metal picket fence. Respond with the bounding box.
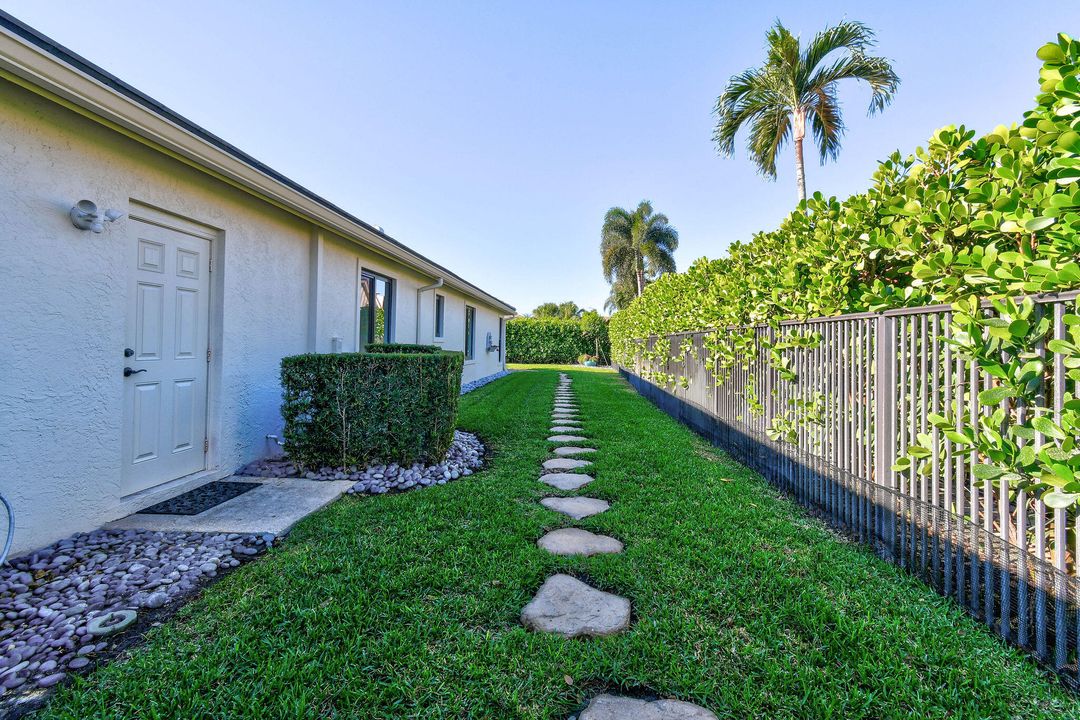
[620,290,1079,685]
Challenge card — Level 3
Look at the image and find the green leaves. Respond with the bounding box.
[978,386,1014,405]
[1032,415,1067,440]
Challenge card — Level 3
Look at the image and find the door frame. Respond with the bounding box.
[124,200,225,496]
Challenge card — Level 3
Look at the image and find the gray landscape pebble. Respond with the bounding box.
[240,431,485,496]
[0,528,267,699]
[342,431,485,495]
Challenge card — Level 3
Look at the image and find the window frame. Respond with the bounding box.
[464,304,476,361]
[434,293,445,340]
[359,269,394,350]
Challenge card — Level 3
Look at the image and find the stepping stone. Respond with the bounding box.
[540,496,609,519]
[552,411,580,417]
[550,426,583,433]
[537,528,623,556]
[539,472,595,490]
[548,435,587,442]
[520,574,629,637]
[543,458,592,471]
[553,446,596,456]
[579,695,718,720]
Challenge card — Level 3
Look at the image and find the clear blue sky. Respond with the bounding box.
[6,1,1077,313]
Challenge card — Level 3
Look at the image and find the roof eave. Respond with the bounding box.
[0,12,515,314]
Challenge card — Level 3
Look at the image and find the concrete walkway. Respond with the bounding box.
[106,477,353,536]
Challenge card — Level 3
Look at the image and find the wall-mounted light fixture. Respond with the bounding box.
[69,200,124,233]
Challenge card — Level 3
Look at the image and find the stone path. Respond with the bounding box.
[522,372,715,717]
[540,473,595,491]
[537,528,622,556]
[543,458,592,471]
[519,574,629,637]
[577,695,719,720]
[540,496,610,519]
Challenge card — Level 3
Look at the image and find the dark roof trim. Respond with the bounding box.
[0,10,514,312]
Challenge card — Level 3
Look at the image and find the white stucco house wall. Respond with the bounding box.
[0,14,515,555]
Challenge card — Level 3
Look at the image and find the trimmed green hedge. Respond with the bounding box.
[280,344,463,469]
[507,314,610,364]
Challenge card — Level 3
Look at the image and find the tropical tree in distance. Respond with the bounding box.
[601,200,679,311]
[532,301,584,319]
[712,20,900,203]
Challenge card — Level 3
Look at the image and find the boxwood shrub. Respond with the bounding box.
[507,314,610,364]
[280,343,463,470]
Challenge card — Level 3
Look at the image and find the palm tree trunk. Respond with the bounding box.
[793,109,807,204]
[635,267,645,296]
[794,137,807,203]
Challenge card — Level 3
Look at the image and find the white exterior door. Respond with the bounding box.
[122,218,211,495]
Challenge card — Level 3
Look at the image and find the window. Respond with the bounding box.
[464,305,476,360]
[434,294,445,339]
[359,270,393,349]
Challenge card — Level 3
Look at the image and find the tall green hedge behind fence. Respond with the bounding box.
[507,315,610,364]
[280,344,463,469]
[610,34,1080,366]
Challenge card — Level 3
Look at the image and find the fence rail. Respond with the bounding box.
[621,291,1079,685]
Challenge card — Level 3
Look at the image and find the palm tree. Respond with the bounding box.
[601,200,679,309]
[712,20,899,203]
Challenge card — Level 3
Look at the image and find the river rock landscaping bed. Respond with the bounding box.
[0,529,267,702]
[237,430,486,495]
[460,370,510,395]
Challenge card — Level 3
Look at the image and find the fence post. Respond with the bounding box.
[874,314,897,558]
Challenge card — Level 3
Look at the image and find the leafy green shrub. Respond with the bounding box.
[507,314,610,364]
[280,344,463,469]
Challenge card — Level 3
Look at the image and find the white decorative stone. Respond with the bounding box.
[547,435,587,442]
[537,528,622,556]
[543,458,592,471]
[553,446,596,456]
[579,695,718,720]
[519,574,629,637]
[540,496,609,519]
[550,426,582,433]
[539,472,594,490]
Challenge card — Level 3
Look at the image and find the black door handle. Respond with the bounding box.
[123,367,147,377]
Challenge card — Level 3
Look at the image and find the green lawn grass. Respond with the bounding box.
[37,367,1080,718]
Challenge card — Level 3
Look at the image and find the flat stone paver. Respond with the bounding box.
[537,528,623,556]
[552,412,580,418]
[543,458,592,471]
[548,434,588,442]
[540,496,609,519]
[519,574,629,637]
[579,695,718,720]
[539,472,595,490]
[550,425,583,433]
[551,418,582,424]
[553,446,596,456]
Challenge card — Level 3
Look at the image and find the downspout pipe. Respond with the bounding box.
[416,277,444,342]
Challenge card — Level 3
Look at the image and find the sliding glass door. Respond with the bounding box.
[359,270,393,350]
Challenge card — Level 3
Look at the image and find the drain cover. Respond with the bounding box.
[137,481,261,516]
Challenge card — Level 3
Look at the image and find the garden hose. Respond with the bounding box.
[0,493,13,566]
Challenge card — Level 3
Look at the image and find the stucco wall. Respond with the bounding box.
[0,78,507,555]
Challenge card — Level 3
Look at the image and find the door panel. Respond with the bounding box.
[122,219,210,495]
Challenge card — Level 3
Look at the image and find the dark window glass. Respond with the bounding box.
[465,305,475,360]
[435,294,445,338]
[359,271,393,349]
